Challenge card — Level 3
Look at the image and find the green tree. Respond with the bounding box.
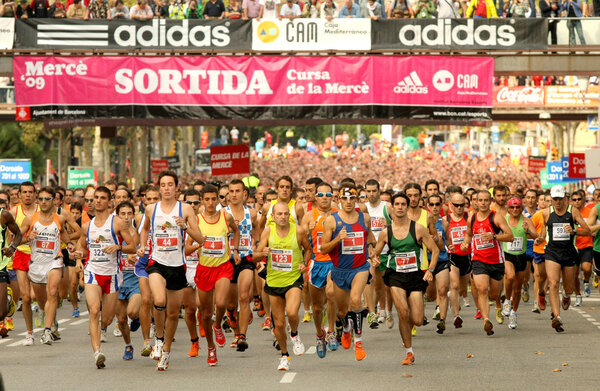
[0,122,45,179]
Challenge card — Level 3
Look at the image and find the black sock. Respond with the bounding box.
[191,337,199,343]
[584,279,589,283]
[157,336,164,342]
[290,331,298,338]
[281,352,289,357]
[240,333,246,339]
[350,310,363,336]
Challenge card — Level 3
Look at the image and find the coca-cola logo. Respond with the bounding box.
[495,86,544,105]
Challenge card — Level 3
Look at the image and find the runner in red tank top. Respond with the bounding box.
[462,190,513,336]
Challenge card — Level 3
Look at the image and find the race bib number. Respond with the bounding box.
[156,234,178,252]
[229,234,251,251]
[271,248,293,272]
[395,251,418,273]
[450,226,467,245]
[474,234,494,250]
[202,236,226,257]
[89,243,110,262]
[186,246,199,262]
[36,239,55,255]
[120,255,136,272]
[316,232,323,253]
[552,223,570,241]
[371,217,385,232]
[342,231,364,255]
[507,237,524,252]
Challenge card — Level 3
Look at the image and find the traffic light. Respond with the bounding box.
[168,140,176,157]
[551,147,559,161]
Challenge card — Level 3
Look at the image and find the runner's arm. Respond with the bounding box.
[116,219,138,254]
[588,207,600,234]
[572,207,592,236]
[184,234,200,256]
[416,224,438,282]
[1,210,22,258]
[319,215,341,254]
[62,209,81,241]
[253,226,271,261]
[364,214,376,258]
[460,216,473,251]
[428,214,444,251]
[524,217,539,240]
[226,213,242,264]
[59,215,71,245]
[182,204,205,246]
[297,225,312,269]
[494,214,515,243]
[372,227,388,259]
[137,206,152,257]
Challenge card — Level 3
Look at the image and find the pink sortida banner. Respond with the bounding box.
[14,56,493,108]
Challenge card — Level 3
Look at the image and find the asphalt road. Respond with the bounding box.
[2,288,600,391]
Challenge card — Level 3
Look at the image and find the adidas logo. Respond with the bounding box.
[394,71,428,94]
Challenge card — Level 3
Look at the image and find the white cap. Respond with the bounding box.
[550,185,566,198]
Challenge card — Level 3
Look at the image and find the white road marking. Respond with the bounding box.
[8,339,26,347]
[70,319,89,325]
[80,311,89,316]
[280,372,296,383]
[305,346,316,354]
[581,314,591,318]
[0,338,13,345]
[57,319,71,325]
[586,318,597,322]
[592,322,600,326]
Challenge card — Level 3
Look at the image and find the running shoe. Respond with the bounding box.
[157,351,169,371]
[432,305,441,321]
[436,319,445,334]
[0,322,7,338]
[551,315,564,332]
[522,282,530,303]
[227,309,238,329]
[141,339,152,357]
[463,297,471,307]
[594,275,599,288]
[291,334,305,355]
[562,295,571,310]
[130,318,141,332]
[222,317,231,333]
[474,309,482,319]
[123,345,134,360]
[35,310,45,328]
[538,293,546,311]
[454,315,463,329]
[262,317,273,331]
[72,308,80,318]
[151,339,164,360]
[6,287,15,317]
[316,335,326,358]
[495,308,504,324]
[574,295,582,307]
[94,351,106,369]
[422,316,429,326]
[508,311,517,330]
[213,325,226,347]
[230,335,241,348]
[377,310,385,323]
[207,347,218,367]
[114,325,122,337]
[341,324,352,349]
[278,355,290,371]
[501,301,511,317]
[327,331,339,351]
[584,282,591,297]
[101,328,108,342]
[354,341,366,361]
[401,352,415,365]
[386,312,394,329]
[257,301,266,317]
[367,313,379,329]
[188,340,200,357]
[31,302,39,312]
[411,326,417,336]
[532,303,541,313]
[41,329,53,345]
[149,323,156,339]
[24,333,34,346]
[253,297,260,312]
[6,317,14,331]
[302,311,312,323]
[484,319,494,336]
[236,335,248,352]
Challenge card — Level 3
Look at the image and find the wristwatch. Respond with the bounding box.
[428,267,434,273]
[493,234,497,240]
[182,224,188,231]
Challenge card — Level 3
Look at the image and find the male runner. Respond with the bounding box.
[521,189,539,303]
[372,192,438,365]
[0,195,22,337]
[541,185,591,332]
[321,184,376,361]
[462,190,513,336]
[137,171,206,370]
[74,186,137,368]
[586,200,600,293]
[255,202,312,371]
[571,190,594,304]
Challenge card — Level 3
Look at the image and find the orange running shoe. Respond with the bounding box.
[341,330,352,350]
[401,352,415,365]
[354,341,366,361]
[188,340,200,357]
[538,293,546,311]
[261,317,273,331]
[213,325,226,347]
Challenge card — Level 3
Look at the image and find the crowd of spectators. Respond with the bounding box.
[1,0,598,20]
[493,75,599,86]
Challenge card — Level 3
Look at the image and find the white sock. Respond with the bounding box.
[406,347,413,354]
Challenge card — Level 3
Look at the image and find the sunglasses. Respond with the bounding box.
[186,200,201,206]
[508,206,521,209]
[340,196,356,201]
[219,194,228,199]
[316,192,332,198]
[85,198,94,203]
[452,203,465,207]
[571,198,582,201]
[359,195,367,199]
[429,202,441,207]
[38,196,54,202]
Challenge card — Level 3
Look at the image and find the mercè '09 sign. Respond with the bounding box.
[13,55,494,122]
[210,145,250,176]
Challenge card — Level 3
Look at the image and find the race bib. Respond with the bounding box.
[229,234,251,251]
[89,243,110,262]
[36,239,55,255]
[271,248,293,272]
[552,223,570,241]
[186,245,199,262]
[156,234,178,252]
[371,217,385,232]
[316,232,323,253]
[450,226,467,245]
[474,234,494,250]
[202,236,226,257]
[507,237,524,252]
[395,251,418,273]
[342,231,364,255]
[120,255,136,272]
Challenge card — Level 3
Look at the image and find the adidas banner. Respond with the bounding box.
[14,55,493,122]
[15,19,252,51]
[371,18,548,50]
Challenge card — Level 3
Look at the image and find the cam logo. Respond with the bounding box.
[257,21,279,43]
[432,70,454,92]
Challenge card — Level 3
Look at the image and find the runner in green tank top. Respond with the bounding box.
[0,203,23,335]
[372,192,439,367]
[255,202,312,372]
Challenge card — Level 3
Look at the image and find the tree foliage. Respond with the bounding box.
[0,122,45,178]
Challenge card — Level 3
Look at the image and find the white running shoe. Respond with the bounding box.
[291,334,305,356]
[114,326,122,337]
[101,329,108,343]
[463,297,471,307]
[94,351,106,368]
[41,329,53,345]
[501,300,511,317]
[157,351,170,371]
[574,295,583,307]
[508,311,517,330]
[24,333,34,346]
[151,339,164,360]
[277,355,290,371]
[386,312,394,329]
[376,310,385,324]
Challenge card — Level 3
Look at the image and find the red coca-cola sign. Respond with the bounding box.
[493,86,544,107]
